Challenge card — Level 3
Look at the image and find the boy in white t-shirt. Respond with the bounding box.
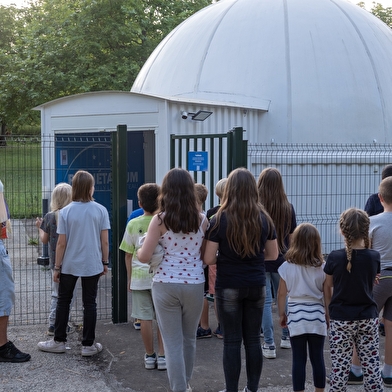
[119,183,166,370]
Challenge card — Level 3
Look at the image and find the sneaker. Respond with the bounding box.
[347,370,363,385]
[186,384,192,392]
[213,325,223,339]
[157,355,166,370]
[280,337,291,349]
[37,339,66,354]
[197,326,212,339]
[47,325,55,336]
[67,323,75,334]
[144,353,157,369]
[0,341,31,362]
[382,371,392,388]
[133,319,141,330]
[262,344,276,359]
[81,342,103,357]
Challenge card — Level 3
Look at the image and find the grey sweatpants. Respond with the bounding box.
[152,282,204,392]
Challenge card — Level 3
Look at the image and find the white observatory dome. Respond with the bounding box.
[132,0,392,143]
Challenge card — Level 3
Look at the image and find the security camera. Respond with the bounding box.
[181,111,188,120]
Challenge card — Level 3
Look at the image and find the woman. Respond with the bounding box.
[203,168,278,392]
[137,168,209,392]
[38,170,110,357]
[257,167,297,358]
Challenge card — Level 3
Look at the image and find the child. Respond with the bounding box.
[35,183,73,335]
[324,208,383,391]
[206,178,227,339]
[194,183,212,339]
[119,183,166,370]
[277,223,326,392]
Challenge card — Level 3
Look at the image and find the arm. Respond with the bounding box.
[203,240,219,265]
[35,217,49,244]
[137,215,162,263]
[277,278,288,328]
[54,233,67,283]
[264,239,279,261]
[323,274,333,329]
[100,229,109,275]
[125,253,133,292]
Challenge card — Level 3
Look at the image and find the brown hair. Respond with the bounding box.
[71,170,94,202]
[379,176,392,205]
[195,183,208,207]
[257,167,292,254]
[137,183,160,214]
[212,168,273,258]
[285,223,323,267]
[339,208,370,273]
[158,168,200,233]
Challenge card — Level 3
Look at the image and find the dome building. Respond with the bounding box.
[36,0,392,251]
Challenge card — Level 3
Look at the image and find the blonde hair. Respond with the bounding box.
[50,183,72,211]
[215,178,227,200]
[379,176,392,205]
[339,208,370,273]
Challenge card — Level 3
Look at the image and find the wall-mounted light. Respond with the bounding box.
[181,110,213,121]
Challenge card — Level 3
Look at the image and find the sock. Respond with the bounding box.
[146,352,156,358]
[383,364,392,378]
[351,364,363,377]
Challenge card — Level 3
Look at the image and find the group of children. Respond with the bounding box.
[35,166,392,391]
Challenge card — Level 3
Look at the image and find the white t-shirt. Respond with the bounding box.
[57,201,110,277]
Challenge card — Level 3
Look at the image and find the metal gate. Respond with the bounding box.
[170,127,247,210]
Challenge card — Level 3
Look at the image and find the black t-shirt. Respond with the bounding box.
[324,248,380,321]
[205,211,276,289]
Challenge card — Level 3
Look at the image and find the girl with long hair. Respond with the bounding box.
[277,223,327,392]
[203,168,278,392]
[257,167,297,358]
[137,168,209,392]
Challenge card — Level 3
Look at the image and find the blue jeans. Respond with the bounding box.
[216,286,266,392]
[262,272,289,346]
[54,273,100,346]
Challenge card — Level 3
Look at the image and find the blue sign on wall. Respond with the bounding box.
[188,151,208,172]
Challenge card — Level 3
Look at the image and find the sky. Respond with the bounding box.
[1,0,392,9]
[1,0,392,7]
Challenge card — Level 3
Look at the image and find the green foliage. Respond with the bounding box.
[370,2,392,27]
[0,0,212,134]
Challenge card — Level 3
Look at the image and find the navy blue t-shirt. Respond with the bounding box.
[324,248,380,321]
[205,211,276,289]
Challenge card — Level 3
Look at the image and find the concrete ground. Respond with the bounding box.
[3,301,385,392]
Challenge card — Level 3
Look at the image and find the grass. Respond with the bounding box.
[0,137,42,218]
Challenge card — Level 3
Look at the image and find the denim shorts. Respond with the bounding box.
[0,239,15,316]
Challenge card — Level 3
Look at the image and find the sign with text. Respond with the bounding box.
[188,151,208,172]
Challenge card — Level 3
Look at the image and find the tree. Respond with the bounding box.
[357,1,392,27]
[0,0,212,133]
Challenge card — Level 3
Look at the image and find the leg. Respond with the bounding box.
[54,273,78,342]
[199,297,210,330]
[80,274,100,346]
[243,286,265,392]
[290,335,308,392]
[216,287,243,392]
[49,271,59,328]
[261,273,275,348]
[355,318,383,391]
[0,316,8,347]
[328,320,354,391]
[307,334,326,391]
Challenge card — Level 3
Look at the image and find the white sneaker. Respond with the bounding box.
[144,353,157,369]
[157,355,166,370]
[37,339,66,353]
[280,337,291,349]
[262,344,276,359]
[81,342,103,357]
[186,384,192,392]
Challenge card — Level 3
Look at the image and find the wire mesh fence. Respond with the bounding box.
[1,136,392,325]
[1,135,113,326]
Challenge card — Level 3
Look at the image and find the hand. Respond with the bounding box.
[101,265,108,276]
[279,314,287,328]
[53,270,60,283]
[35,217,42,229]
[374,273,381,285]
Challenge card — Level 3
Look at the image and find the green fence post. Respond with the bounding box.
[111,125,128,324]
[232,126,246,169]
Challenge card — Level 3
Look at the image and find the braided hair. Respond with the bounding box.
[339,208,370,273]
